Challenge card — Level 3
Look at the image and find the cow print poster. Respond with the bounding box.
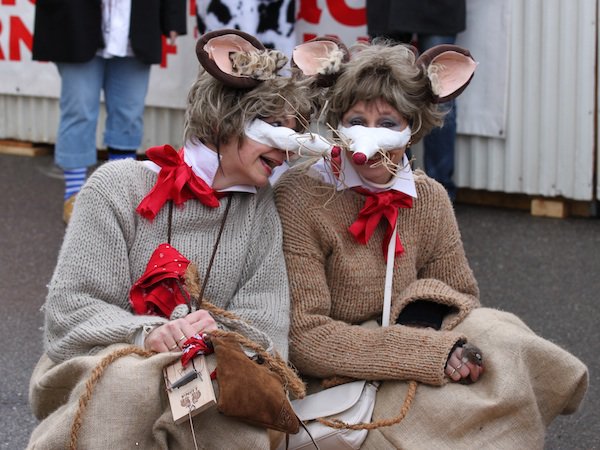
[196,0,297,57]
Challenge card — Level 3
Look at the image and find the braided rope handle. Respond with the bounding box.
[316,380,418,431]
[201,301,306,399]
[67,326,305,449]
[202,299,418,430]
[69,346,155,450]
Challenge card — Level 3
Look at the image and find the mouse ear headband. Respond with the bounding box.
[291,36,350,87]
[416,44,477,103]
[196,29,288,89]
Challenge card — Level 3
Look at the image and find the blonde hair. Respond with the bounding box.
[184,68,316,147]
[326,40,444,143]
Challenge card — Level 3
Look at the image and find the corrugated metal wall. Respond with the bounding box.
[1,0,598,201]
[0,95,186,150]
[455,0,597,201]
[597,0,600,201]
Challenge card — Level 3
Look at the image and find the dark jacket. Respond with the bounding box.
[32,0,187,64]
[367,0,466,37]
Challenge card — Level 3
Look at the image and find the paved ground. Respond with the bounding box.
[1,152,598,449]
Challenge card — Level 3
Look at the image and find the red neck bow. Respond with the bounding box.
[348,187,413,259]
[136,145,222,220]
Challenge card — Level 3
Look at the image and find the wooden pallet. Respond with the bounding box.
[0,140,52,157]
[456,188,596,218]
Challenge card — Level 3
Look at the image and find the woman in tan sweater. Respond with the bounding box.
[275,40,588,448]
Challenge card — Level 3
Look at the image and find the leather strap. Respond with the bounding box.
[197,194,232,308]
[167,195,233,309]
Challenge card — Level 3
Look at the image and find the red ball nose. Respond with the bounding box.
[352,152,368,165]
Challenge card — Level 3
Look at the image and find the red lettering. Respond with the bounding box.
[326,0,366,27]
[0,20,5,60]
[0,0,36,4]
[297,0,322,24]
[302,33,317,42]
[160,35,177,68]
[9,16,32,61]
[189,0,196,17]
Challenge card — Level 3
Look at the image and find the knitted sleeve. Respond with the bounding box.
[43,164,168,363]
[275,171,467,386]
[391,176,480,329]
[225,187,291,360]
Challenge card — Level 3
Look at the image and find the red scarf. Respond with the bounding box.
[129,243,191,318]
[136,145,222,220]
[349,187,413,258]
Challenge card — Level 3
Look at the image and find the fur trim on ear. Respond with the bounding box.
[417,44,477,103]
[229,49,288,80]
[292,37,350,87]
[427,64,443,97]
[316,47,345,75]
[196,29,267,89]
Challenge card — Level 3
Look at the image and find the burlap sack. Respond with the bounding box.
[361,308,588,449]
[27,344,272,449]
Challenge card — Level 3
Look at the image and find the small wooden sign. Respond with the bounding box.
[163,355,217,424]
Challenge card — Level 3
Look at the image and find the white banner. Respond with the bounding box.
[294,0,509,139]
[0,0,198,109]
[0,0,507,136]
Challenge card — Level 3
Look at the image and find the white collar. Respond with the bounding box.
[142,141,258,194]
[311,152,417,197]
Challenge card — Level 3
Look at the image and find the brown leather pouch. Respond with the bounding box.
[212,334,300,434]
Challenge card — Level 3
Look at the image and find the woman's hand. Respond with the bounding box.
[445,343,484,384]
[144,309,218,353]
[168,31,178,46]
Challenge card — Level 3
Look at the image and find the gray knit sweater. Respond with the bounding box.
[43,159,290,363]
[274,168,480,386]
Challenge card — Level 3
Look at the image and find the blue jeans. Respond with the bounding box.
[418,34,458,201]
[55,56,151,170]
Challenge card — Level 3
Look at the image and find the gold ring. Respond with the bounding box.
[449,367,458,377]
[168,343,179,351]
[177,335,186,343]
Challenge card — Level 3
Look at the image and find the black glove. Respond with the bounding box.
[396,300,451,330]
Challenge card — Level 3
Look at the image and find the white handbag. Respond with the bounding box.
[280,222,406,450]
[279,380,378,450]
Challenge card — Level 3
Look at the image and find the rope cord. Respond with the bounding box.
[203,304,306,399]
[69,347,155,450]
[315,380,418,431]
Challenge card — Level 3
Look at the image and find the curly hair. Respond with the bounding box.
[325,40,444,144]
[184,68,316,147]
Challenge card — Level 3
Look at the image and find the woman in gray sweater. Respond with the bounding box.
[28,30,315,449]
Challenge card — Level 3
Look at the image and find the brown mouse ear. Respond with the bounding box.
[196,29,266,89]
[406,44,419,58]
[417,44,477,103]
[292,36,349,87]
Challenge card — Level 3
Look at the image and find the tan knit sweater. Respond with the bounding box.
[274,168,480,386]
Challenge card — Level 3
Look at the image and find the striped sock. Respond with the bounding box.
[108,148,137,161]
[64,168,87,201]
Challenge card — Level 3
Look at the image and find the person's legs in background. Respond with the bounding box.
[55,57,105,221]
[103,57,151,161]
[418,34,458,202]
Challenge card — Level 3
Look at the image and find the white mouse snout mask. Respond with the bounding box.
[337,125,411,165]
[244,119,336,158]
